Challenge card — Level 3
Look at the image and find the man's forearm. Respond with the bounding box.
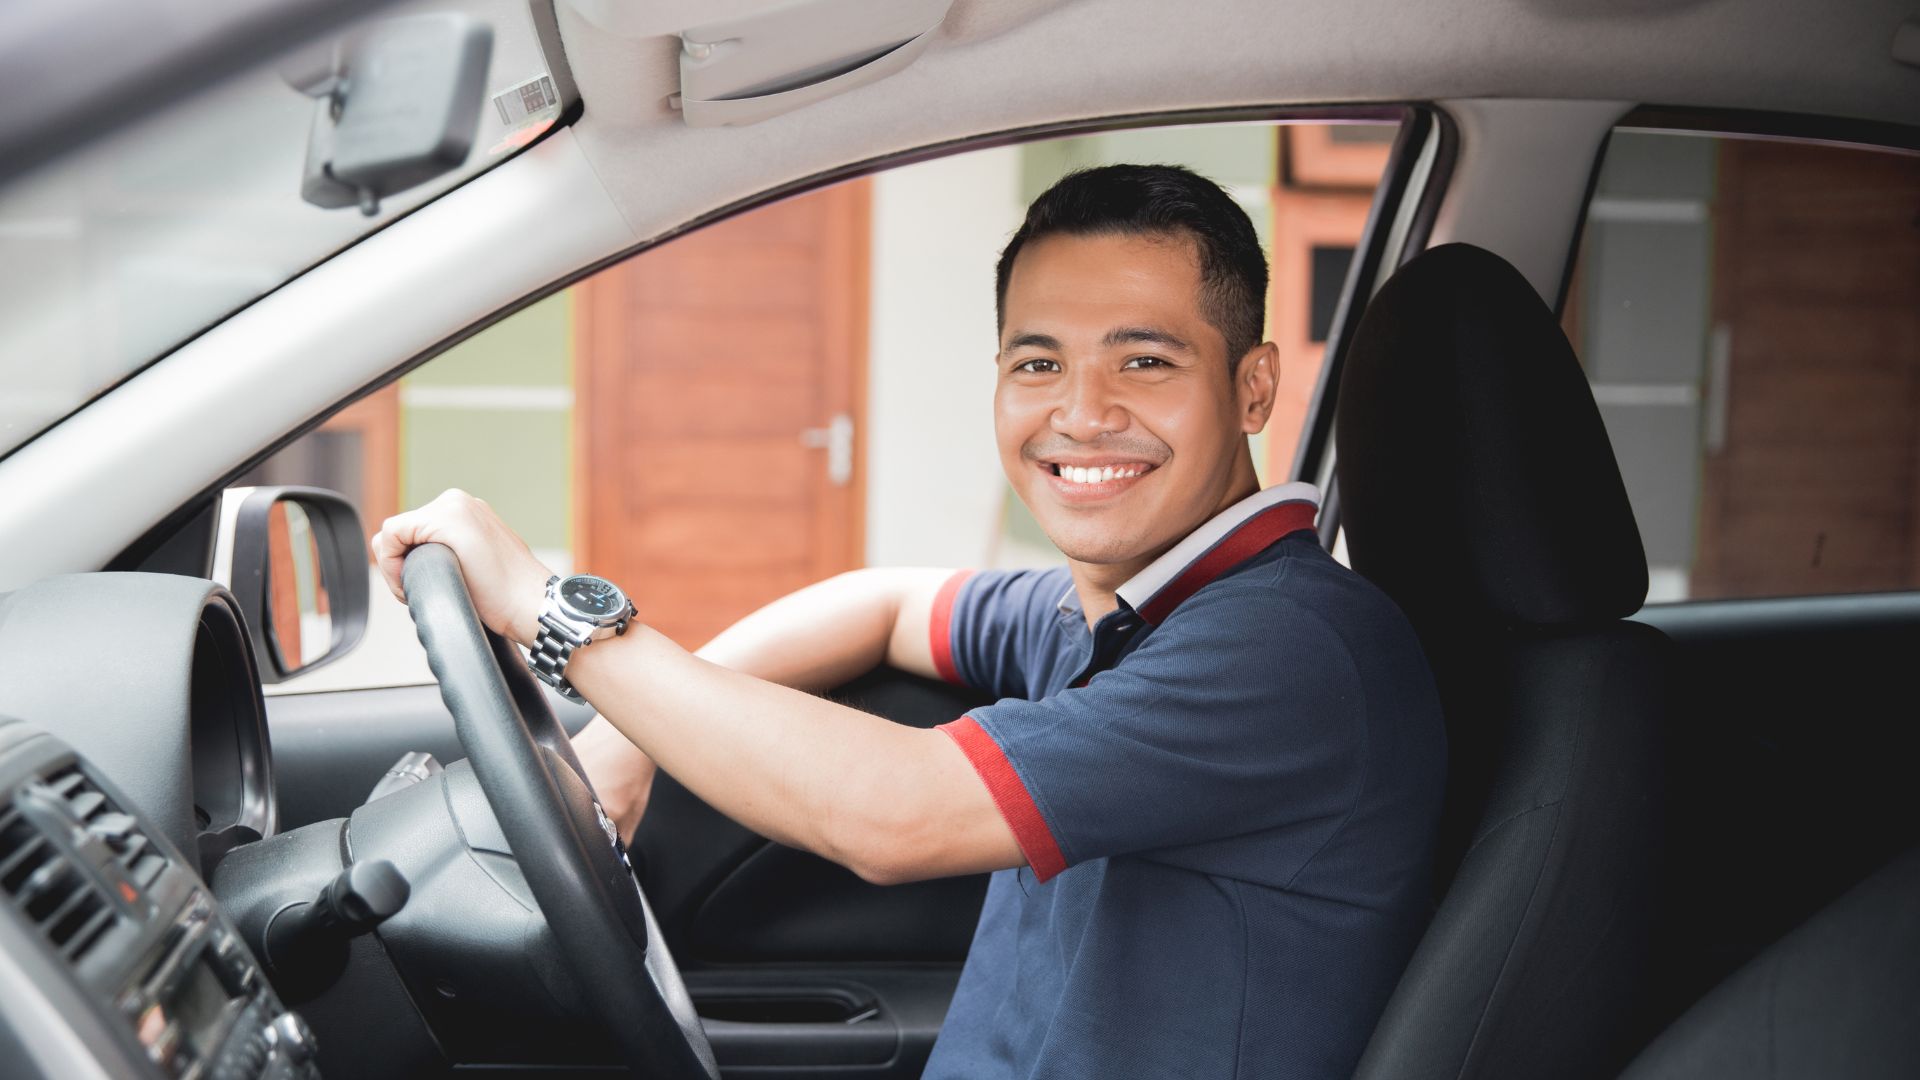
[689,567,944,690]
[578,567,940,833]
[564,621,1018,885]
[567,565,1016,882]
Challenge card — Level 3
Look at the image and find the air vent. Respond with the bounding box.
[1,764,168,964]
[42,766,169,893]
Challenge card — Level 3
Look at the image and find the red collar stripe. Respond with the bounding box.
[929,569,974,685]
[1134,500,1318,625]
[939,715,1068,882]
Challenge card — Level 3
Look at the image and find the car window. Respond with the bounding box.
[246,116,1404,693]
[0,0,561,463]
[1566,128,1920,604]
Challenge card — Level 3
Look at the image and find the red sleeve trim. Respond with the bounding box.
[928,569,974,686]
[938,715,1068,882]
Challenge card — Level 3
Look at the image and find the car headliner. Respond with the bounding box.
[558,0,1920,248]
[0,0,1915,589]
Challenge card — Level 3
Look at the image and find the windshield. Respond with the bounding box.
[0,0,560,460]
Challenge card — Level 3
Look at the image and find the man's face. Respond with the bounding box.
[995,231,1275,573]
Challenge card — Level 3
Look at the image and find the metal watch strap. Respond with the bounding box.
[529,619,585,702]
[528,574,635,703]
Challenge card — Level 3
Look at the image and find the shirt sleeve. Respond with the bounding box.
[938,581,1366,883]
[931,567,1068,700]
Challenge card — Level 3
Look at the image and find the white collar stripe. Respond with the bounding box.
[1117,481,1321,620]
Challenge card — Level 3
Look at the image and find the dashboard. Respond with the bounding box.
[0,571,600,1080]
[0,573,293,1078]
[0,573,276,878]
[0,719,317,1080]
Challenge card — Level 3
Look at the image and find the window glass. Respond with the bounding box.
[247,118,1400,693]
[1567,130,1920,604]
[0,0,562,463]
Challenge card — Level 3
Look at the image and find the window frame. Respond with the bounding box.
[1479,108,1920,609]
[116,103,1444,566]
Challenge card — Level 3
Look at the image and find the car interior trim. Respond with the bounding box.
[556,0,1918,261]
[0,575,275,869]
[1428,99,1632,304]
[1617,103,1920,153]
[1293,105,1450,486]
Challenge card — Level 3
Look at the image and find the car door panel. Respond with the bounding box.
[1631,593,1920,1038]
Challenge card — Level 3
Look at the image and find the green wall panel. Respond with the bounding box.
[408,291,572,387]
[399,290,575,555]
[1018,127,1277,250]
[401,407,571,552]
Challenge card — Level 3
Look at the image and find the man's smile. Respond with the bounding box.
[1036,457,1159,501]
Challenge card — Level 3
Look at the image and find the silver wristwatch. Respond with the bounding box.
[528,573,636,702]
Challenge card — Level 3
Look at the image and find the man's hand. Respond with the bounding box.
[370,489,554,646]
[573,715,657,844]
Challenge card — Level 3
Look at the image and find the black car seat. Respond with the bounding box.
[1619,844,1920,1080]
[1335,243,1669,1079]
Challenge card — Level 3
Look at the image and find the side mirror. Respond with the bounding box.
[221,487,371,683]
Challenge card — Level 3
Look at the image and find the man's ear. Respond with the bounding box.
[1236,341,1279,434]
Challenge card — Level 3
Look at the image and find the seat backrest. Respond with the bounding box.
[1620,844,1920,1080]
[1336,244,1668,1080]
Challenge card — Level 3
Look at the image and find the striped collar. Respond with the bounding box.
[1056,482,1321,624]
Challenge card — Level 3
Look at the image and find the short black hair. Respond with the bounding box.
[995,163,1268,368]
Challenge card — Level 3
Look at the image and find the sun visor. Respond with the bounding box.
[567,0,953,127]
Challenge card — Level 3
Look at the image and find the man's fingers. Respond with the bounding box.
[371,493,486,600]
[373,510,431,602]
[368,491,536,636]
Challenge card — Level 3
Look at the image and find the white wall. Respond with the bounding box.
[864,147,1025,568]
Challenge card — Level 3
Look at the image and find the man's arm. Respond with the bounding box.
[564,617,1019,885]
[576,567,955,839]
[372,490,1023,885]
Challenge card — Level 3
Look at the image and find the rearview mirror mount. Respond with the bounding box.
[288,13,494,216]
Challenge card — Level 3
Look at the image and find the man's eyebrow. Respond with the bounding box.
[1004,331,1063,351]
[1102,326,1193,352]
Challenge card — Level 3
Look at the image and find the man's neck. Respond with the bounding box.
[1066,560,1139,628]
[1067,465,1262,629]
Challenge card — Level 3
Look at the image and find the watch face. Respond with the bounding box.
[560,575,624,619]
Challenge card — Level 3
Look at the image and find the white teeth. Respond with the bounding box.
[1059,461,1144,480]
[1055,465,1149,485]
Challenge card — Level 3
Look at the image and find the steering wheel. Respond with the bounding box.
[402,543,718,1079]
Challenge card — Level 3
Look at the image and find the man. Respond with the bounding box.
[372,164,1445,1078]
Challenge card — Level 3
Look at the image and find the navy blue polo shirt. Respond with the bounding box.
[922,483,1446,1080]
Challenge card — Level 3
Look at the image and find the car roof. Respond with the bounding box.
[559,0,1920,246]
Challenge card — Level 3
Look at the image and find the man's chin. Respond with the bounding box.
[1041,524,1164,570]
[1021,491,1175,570]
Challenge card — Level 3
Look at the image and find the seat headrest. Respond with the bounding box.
[1335,243,1647,629]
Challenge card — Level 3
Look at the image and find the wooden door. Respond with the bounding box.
[1691,140,1920,598]
[573,181,870,648]
[1266,125,1393,479]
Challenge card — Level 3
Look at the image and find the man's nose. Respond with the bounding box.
[1050,370,1127,440]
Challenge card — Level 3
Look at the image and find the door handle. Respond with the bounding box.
[799,413,854,487]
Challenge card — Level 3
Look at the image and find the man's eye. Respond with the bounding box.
[1123,355,1170,370]
[1014,358,1060,374]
